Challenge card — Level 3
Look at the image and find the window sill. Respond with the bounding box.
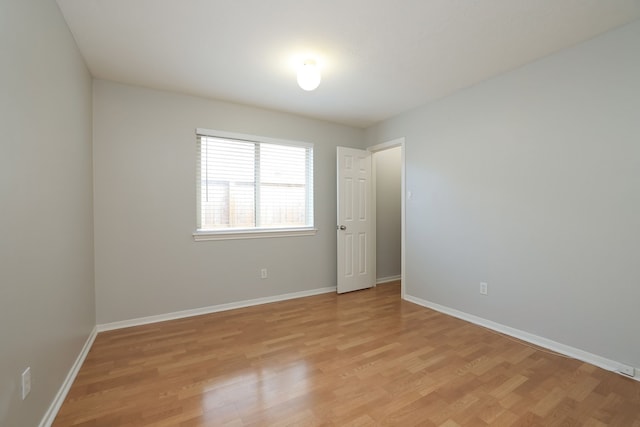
[193,227,317,241]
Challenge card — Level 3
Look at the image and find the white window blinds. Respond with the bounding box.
[196,131,314,232]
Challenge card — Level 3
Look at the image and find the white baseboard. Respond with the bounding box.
[376,275,401,285]
[39,326,98,427]
[98,286,337,332]
[404,294,639,382]
[40,288,635,427]
[39,287,337,424]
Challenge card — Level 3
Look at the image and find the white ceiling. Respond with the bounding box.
[56,0,640,128]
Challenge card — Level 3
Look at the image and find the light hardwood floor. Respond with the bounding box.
[53,282,640,426]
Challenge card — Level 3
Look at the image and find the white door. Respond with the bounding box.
[337,147,374,293]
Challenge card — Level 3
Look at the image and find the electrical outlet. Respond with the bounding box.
[618,365,635,377]
[21,367,31,399]
[480,282,488,295]
[260,268,268,279]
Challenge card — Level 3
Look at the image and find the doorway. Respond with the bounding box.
[370,139,406,299]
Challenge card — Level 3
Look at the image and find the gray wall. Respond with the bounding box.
[366,21,640,368]
[93,80,365,324]
[0,1,95,426]
[375,147,402,280]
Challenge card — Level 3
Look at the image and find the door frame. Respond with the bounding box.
[369,138,406,299]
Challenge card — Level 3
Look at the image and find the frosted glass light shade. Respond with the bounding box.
[297,59,321,91]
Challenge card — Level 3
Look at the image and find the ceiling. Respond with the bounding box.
[56,0,640,128]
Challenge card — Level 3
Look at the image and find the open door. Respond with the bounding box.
[337,147,374,293]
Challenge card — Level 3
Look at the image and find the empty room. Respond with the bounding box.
[2,0,639,426]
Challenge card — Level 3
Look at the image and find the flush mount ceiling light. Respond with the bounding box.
[297,59,321,91]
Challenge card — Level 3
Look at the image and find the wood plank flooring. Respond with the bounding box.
[53,282,640,426]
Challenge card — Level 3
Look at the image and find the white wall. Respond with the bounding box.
[375,147,402,280]
[366,21,640,369]
[0,1,95,426]
[93,80,365,324]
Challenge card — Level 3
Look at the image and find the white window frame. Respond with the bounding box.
[193,128,317,241]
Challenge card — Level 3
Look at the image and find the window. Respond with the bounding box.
[194,129,315,240]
